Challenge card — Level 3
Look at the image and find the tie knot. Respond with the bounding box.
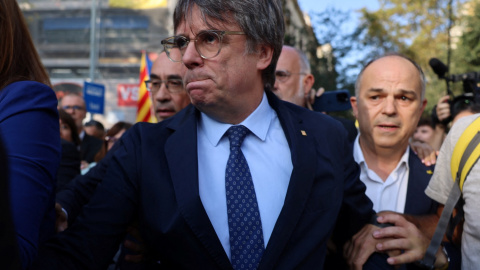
[226,125,249,148]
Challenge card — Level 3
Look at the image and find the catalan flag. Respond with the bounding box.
[109,0,167,9]
[136,51,156,123]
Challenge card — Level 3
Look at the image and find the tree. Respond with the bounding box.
[311,0,472,115]
[455,1,480,71]
[310,7,357,92]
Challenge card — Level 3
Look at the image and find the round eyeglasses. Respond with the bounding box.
[275,70,307,83]
[144,79,184,93]
[161,30,246,62]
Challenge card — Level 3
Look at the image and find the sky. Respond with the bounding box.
[297,0,379,15]
[297,0,381,84]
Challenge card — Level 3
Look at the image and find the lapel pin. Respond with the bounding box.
[426,170,433,175]
[301,130,307,136]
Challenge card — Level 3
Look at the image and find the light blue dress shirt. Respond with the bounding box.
[353,135,410,213]
[197,92,293,259]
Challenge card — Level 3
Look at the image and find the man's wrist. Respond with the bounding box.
[369,214,394,228]
[434,245,449,270]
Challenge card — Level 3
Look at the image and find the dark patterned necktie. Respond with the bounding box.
[225,125,265,270]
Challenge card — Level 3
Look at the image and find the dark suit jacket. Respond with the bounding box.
[35,92,378,270]
[326,150,438,270]
[404,152,437,215]
[0,134,21,270]
[56,139,81,193]
[55,145,114,225]
[80,133,103,163]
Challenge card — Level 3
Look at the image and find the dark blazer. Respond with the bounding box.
[404,152,437,215]
[0,134,21,270]
[1,81,61,269]
[56,139,81,193]
[325,150,439,270]
[56,142,116,225]
[80,133,103,163]
[35,92,378,270]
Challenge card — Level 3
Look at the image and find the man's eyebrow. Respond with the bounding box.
[366,88,384,94]
[366,88,418,97]
[167,75,183,80]
[149,74,183,80]
[398,89,418,97]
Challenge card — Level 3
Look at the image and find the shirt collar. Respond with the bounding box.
[353,134,410,170]
[199,92,273,146]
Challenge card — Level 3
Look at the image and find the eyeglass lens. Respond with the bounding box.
[62,105,84,111]
[166,31,222,62]
[146,79,184,93]
[275,71,289,82]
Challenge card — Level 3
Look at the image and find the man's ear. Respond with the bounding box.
[256,45,274,70]
[420,98,427,114]
[350,96,358,118]
[302,74,315,96]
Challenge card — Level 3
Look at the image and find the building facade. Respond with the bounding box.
[20,0,324,126]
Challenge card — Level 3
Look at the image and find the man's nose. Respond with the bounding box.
[154,84,172,102]
[182,42,203,69]
[382,96,397,115]
[273,79,280,91]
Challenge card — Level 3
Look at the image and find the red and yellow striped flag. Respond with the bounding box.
[136,51,156,123]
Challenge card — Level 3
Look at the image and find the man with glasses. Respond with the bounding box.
[145,52,190,122]
[35,1,400,269]
[273,45,358,143]
[273,45,315,108]
[59,94,103,165]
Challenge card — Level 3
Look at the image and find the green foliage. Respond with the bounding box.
[455,1,480,71]
[310,0,477,116]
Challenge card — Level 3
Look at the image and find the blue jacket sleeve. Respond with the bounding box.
[0,81,61,269]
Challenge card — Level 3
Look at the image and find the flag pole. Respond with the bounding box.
[88,0,98,121]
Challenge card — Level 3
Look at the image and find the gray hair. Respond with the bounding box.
[173,0,285,91]
[354,53,426,100]
[288,46,311,74]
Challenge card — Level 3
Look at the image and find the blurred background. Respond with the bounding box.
[19,0,480,125]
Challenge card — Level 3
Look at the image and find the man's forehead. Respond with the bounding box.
[360,60,422,93]
[151,57,185,78]
[62,95,84,104]
[277,49,299,69]
[175,7,235,35]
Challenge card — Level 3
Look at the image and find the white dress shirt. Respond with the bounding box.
[197,93,293,259]
[353,135,410,213]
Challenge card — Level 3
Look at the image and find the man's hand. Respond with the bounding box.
[409,141,438,166]
[55,202,68,232]
[123,225,146,263]
[306,87,325,111]
[373,213,430,265]
[344,223,391,270]
[436,95,451,123]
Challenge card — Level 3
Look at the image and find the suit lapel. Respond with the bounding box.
[404,152,434,214]
[404,153,417,213]
[258,92,317,269]
[165,106,232,269]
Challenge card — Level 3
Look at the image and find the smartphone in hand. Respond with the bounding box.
[312,90,352,112]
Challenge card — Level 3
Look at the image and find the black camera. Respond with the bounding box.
[429,58,480,125]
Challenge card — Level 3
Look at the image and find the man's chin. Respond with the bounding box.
[156,112,175,122]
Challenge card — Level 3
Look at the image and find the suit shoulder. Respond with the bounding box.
[408,150,435,178]
[0,81,57,114]
[124,121,172,144]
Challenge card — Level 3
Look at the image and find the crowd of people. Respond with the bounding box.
[1,0,478,269]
